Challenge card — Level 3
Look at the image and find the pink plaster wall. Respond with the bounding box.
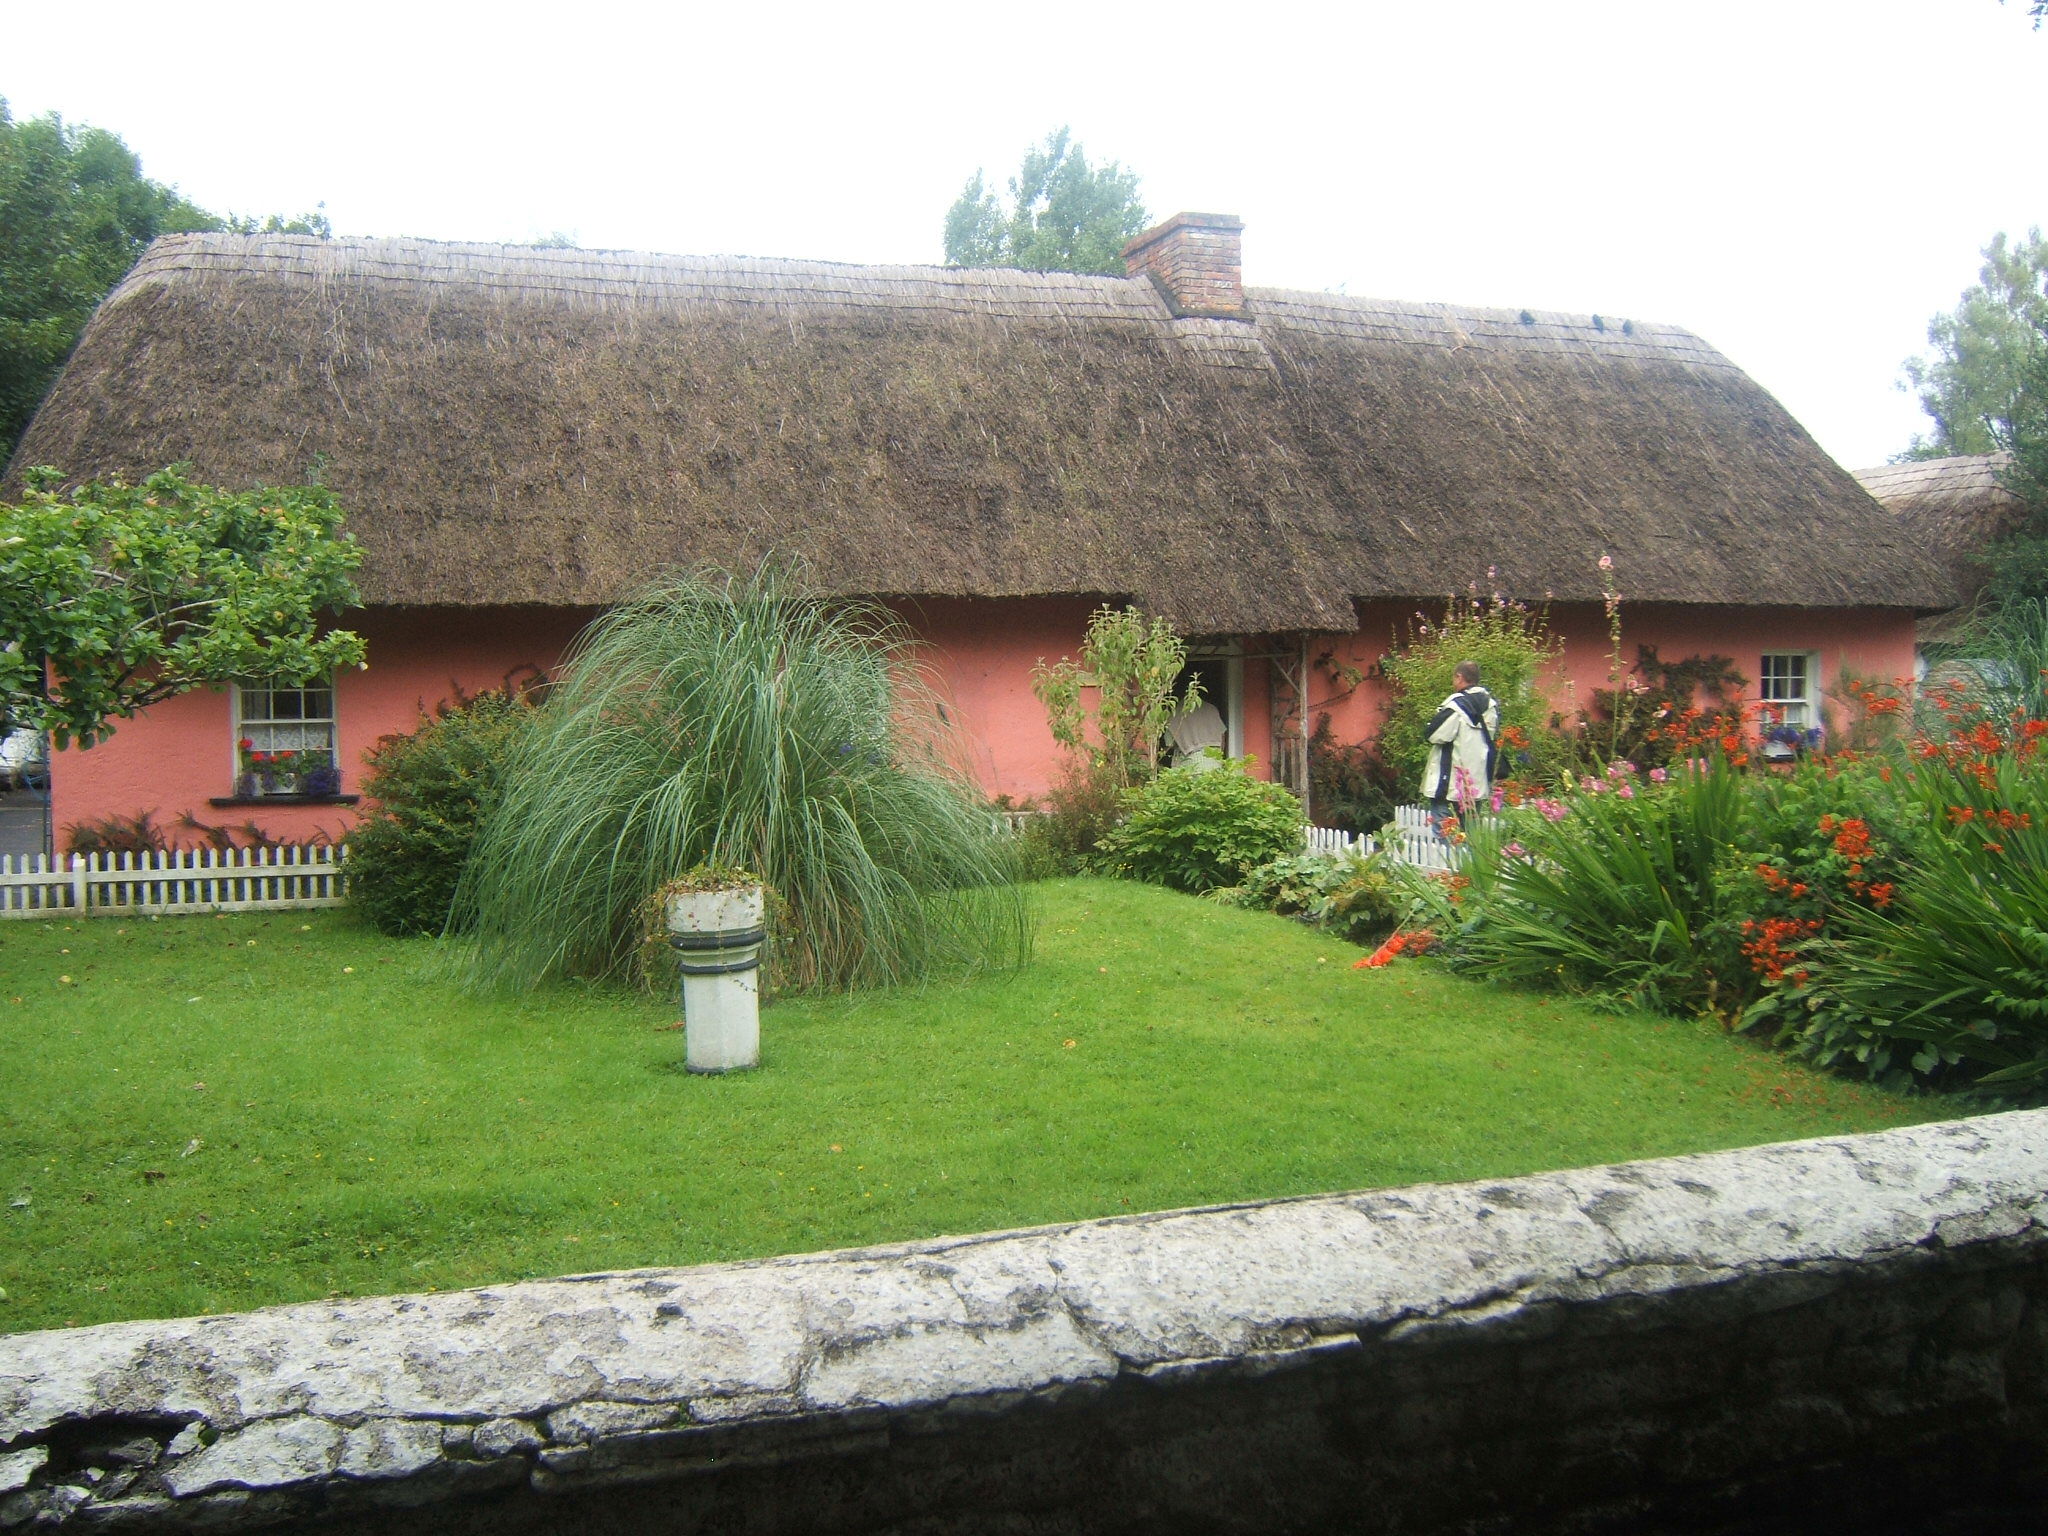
[1304,601,1921,753]
[895,596,1160,803]
[50,598,1125,844]
[49,607,591,848]
[51,596,1916,846]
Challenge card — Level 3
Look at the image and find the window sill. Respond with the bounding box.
[208,794,361,808]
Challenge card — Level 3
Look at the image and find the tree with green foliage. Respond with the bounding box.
[943,127,1147,275]
[1032,604,1199,791]
[0,98,327,461]
[0,466,366,746]
[1898,227,2048,460]
[1979,327,2048,604]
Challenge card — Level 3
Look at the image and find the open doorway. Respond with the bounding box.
[1173,641,1244,761]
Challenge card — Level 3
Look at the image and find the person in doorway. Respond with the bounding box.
[1422,660,1499,835]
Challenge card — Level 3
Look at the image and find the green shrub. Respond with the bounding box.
[347,686,538,936]
[456,566,1028,994]
[1218,850,1402,945]
[1013,771,1125,878]
[1098,761,1305,893]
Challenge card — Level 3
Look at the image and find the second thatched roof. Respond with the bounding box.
[1854,454,2024,609]
[9,233,1957,631]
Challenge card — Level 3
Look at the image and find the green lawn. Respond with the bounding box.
[1,878,1943,1335]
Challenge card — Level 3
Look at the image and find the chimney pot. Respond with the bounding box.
[1123,212,1246,318]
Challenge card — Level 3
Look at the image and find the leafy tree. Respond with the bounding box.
[1898,227,2048,459]
[1032,604,1198,791]
[0,466,366,747]
[943,127,1148,276]
[0,98,327,461]
[1979,316,2048,604]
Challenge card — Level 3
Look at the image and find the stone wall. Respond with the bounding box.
[4,1112,2048,1533]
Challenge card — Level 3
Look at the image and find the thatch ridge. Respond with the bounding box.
[10,233,1958,629]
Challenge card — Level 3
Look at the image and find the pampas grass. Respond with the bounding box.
[455,566,1029,994]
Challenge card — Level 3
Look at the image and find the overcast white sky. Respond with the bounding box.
[6,1,2041,469]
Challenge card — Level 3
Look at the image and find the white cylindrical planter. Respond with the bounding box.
[665,885,766,1073]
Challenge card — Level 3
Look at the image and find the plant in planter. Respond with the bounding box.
[238,741,335,795]
[1760,721,1824,762]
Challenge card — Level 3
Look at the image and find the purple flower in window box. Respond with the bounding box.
[1761,722,1824,759]
[301,763,343,797]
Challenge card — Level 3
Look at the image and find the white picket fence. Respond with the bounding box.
[0,845,348,918]
[1306,805,1494,873]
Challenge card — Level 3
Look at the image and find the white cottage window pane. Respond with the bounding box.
[235,681,338,784]
[1759,654,1812,727]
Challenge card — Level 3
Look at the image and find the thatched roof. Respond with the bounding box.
[1853,455,2024,604]
[9,233,1956,632]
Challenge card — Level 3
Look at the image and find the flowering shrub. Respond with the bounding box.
[1822,730,2048,1086]
[1378,586,1562,793]
[1718,764,1915,1079]
[1437,635,2048,1097]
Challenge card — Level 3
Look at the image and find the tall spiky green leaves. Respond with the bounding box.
[455,568,1029,994]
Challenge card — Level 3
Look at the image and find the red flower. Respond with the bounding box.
[238,737,254,751]
[1357,930,1434,969]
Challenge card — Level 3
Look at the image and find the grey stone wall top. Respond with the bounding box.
[1,1111,2044,1529]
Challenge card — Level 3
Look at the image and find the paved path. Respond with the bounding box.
[0,791,50,860]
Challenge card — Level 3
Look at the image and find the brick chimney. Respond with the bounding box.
[1123,212,1246,319]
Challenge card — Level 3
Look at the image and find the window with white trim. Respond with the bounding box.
[234,680,337,795]
[1758,652,1816,728]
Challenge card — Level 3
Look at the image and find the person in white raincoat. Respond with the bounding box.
[1421,660,1499,832]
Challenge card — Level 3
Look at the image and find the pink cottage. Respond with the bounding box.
[7,216,1954,849]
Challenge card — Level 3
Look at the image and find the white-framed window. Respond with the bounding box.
[234,679,337,795]
[1759,652,1816,728]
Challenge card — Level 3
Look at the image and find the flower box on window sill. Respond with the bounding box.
[208,793,361,808]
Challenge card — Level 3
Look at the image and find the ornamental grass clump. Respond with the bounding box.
[1437,761,1750,1014]
[455,567,1029,994]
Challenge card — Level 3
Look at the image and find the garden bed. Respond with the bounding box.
[0,879,1939,1335]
